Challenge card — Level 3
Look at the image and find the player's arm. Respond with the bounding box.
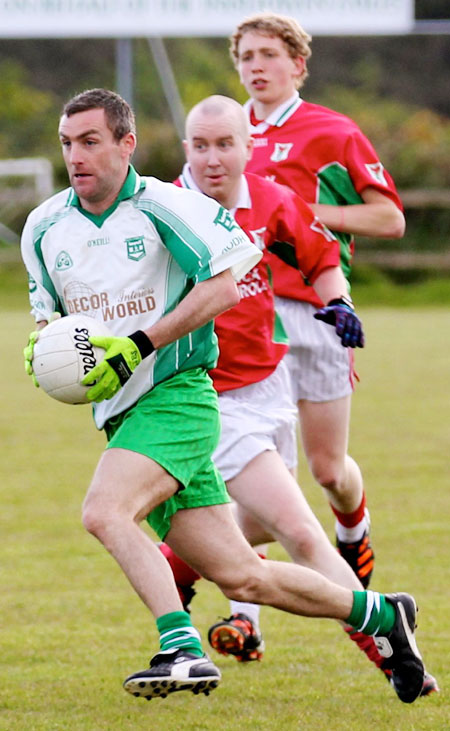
[82,269,240,402]
[309,187,405,239]
[268,187,364,348]
[311,265,349,306]
[141,268,239,349]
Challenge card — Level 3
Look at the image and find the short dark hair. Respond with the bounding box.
[61,88,136,140]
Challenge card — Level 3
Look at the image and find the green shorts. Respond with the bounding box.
[104,368,230,540]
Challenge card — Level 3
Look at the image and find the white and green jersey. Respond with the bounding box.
[21,166,261,429]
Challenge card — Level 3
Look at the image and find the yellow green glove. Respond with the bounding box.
[81,330,155,403]
[24,330,40,387]
[23,313,61,388]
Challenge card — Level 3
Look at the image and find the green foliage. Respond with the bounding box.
[1,38,449,249]
[172,39,245,107]
[0,60,66,232]
[0,60,59,160]
[1,40,450,190]
[314,61,450,188]
[131,38,246,179]
[351,264,450,306]
[133,119,184,182]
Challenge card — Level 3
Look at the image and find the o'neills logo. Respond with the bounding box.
[64,284,156,321]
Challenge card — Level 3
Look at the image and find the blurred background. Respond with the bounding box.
[0,0,449,304]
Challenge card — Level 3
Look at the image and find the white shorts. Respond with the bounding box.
[213,359,298,482]
[275,297,354,403]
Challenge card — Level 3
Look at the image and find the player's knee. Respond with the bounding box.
[82,495,112,540]
[316,472,341,492]
[221,577,264,603]
[309,457,343,492]
[288,521,323,561]
[215,563,267,604]
[82,502,101,537]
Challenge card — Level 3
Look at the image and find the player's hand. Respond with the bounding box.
[23,313,62,387]
[24,330,41,387]
[314,298,365,348]
[82,331,155,403]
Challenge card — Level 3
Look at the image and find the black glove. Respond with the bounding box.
[314,298,365,348]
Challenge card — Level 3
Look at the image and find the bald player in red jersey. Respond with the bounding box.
[178,167,341,393]
[158,95,437,700]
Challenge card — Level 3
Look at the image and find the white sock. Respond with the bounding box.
[336,509,370,543]
[230,601,261,630]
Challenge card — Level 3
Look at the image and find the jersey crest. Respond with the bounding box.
[214,206,240,232]
[249,227,266,250]
[270,143,293,163]
[365,162,388,187]
[126,236,146,261]
[55,250,73,271]
[28,273,37,293]
[310,217,336,243]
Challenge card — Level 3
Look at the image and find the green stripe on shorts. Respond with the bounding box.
[104,368,230,539]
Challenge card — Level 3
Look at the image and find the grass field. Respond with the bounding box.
[1,297,449,729]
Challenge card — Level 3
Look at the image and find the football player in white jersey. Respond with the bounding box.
[22,88,427,704]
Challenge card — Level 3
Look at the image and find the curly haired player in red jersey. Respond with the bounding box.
[232,11,405,593]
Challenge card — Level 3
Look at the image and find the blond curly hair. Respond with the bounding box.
[230,12,312,89]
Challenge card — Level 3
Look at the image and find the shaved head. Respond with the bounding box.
[185,95,250,144]
[183,95,253,209]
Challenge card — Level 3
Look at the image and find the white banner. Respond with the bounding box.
[0,0,414,38]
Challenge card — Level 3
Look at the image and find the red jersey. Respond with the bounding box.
[174,166,339,392]
[245,95,403,305]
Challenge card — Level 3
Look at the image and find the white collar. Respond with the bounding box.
[179,163,251,214]
[244,92,302,134]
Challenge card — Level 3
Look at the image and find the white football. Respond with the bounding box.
[32,314,112,404]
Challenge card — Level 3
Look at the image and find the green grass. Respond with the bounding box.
[1,306,449,730]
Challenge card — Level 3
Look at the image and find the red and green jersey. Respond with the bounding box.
[175,166,339,391]
[245,94,403,305]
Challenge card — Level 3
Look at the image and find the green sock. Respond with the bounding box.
[156,611,203,657]
[347,591,396,635]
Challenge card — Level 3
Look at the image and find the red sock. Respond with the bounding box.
[330,493,366,528]
[344,625,390,676]
[158,543,201,585]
